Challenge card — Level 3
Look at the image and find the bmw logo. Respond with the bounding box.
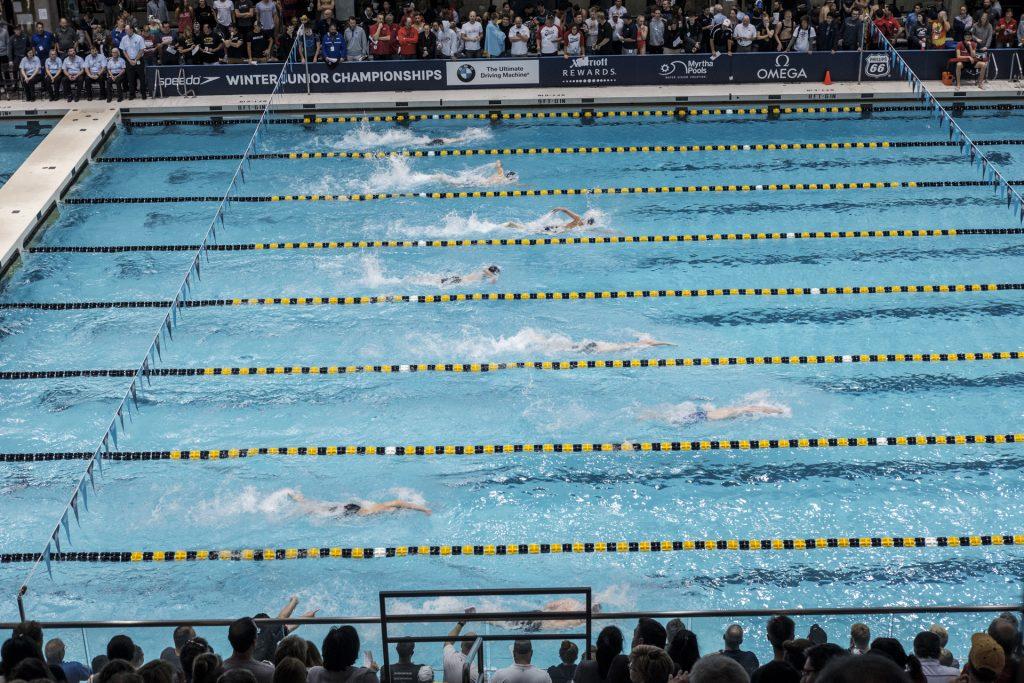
[456,64,476,83]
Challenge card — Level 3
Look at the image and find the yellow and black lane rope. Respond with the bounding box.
[1,532,1021,564]
[92,139,1024,164]
[3,432,1022,462]
[24,228,1024,254]
[61,179,1024,205]
[2,350,1021,381]
[1,282,1018,310]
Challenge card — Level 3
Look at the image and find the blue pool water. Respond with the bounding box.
[1,105,1024,666]
[0,120,54,189]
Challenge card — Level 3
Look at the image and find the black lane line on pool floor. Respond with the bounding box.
[0,282,1019,310]
[22,228,1024,254]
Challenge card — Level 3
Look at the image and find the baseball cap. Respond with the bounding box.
[969,633,1006,677]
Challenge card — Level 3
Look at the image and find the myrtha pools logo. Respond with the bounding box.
[659,57,716,78]
[456,64,477,82]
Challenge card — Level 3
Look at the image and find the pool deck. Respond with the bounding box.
[0,108,119,274]
[0,79,1021,118]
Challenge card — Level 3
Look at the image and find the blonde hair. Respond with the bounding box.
[628,645,674,683]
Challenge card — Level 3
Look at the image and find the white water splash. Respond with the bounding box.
[331,125,493,150]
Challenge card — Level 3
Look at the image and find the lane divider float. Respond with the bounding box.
[92,139,1024,164]
[24,228,1024,254]
[0,282,1017,311]
[61,179,1024,205]
[2,432,1022,462]
[1,350,1020,381]
[1,532,1020,564]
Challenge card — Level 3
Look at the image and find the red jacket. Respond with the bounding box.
[369,21,395,55]
[397,24,419,54]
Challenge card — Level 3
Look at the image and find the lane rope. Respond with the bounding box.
[117,103,1024,127]
[1,533,1019,564]
[92,139,1024,164]
[1,350,1020,381]
[23,228,1024,254]
[2,432,1023,462]
[0,282,1017,311]
[61,179,1024,205]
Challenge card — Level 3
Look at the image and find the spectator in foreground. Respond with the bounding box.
[816,654,910,683]
[193,652,224,683]
[273,657,307,683]
[223,618,274,683]
[442,609,479,683]
[307,626,378,683]
[764,616,796,665]
[986,618,1019,681]
[574,626,622,683]
[687,654,749,683]
[782,639,813,673]
[491,640,549,683]
[962,633,1005,682]
[720,625,759,676]
[666,622,699,675]
[910,631,957,682]
[927,625,958,669]
[632,618,667,651]
[750,660,799,682]
[2,635,46,681]
[45,639,91,683]
[137,659,175,683]
[386,640,422,683]
[107,636,135,664]
[626,645,673,683]
[801,644,847,683]
[849,624,870,656]
[547,641,577,683]
[867,638,922,682]
[160,626,195,676]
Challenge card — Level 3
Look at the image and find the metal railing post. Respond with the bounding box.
[463,636,484,683]
[379,592,391,682]
[17,586,27,622]
[584,588,593,661]
[857,18,865,84]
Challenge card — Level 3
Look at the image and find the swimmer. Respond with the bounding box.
[570,334,674,354]
[287,491,432,517]
[505,207,596,234]
[427,131,484,146]
[425,159,518,186]
[439,264,501,287]
[639,399,788,426]
[495,599,604,632]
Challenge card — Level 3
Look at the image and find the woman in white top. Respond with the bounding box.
[563,23,584,55]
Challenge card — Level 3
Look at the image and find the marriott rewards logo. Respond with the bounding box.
[155,68,443,92]
[560,56,618,84]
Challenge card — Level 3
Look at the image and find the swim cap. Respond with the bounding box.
[488,265,501,274]
[586,217,595,225]
[505,170,519,180]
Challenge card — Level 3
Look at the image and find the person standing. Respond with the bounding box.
[508,16,529,55]
[105,46,126,100]
[491,642,550,683]
[484,16,505,56]
[733,14,755,50]
[369,13,393,58]
[460,11,482,57]
[31,22,55,58]
[345,16,367,59]
[255,0,279,41]
[718,625,759,678]
[396,16,418,57]
[321,22,346,65]
[538,14,559,55]
[118,24,147,99]
[647,8,665,52]
[619,13,636,54]
[234,0,256,59]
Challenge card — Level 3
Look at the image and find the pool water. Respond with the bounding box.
[1,106,1024,665]
[0,120,54,189]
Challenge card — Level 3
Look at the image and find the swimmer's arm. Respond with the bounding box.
[359,499,433,515]
[706,404,784,421]
[550,207,582,222]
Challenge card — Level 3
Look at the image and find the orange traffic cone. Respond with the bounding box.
[823,69,833,85]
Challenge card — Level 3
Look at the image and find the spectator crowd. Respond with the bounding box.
[2,603,1023,683]
[1,0,1022,99]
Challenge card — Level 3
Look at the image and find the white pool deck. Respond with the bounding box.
[0,78,1021,274]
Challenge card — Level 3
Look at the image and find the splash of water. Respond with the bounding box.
[331,125,493,150]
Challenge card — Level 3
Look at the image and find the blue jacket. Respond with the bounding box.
[321,32,346,59]
[31,30,54,54]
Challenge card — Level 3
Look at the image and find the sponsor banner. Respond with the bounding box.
[149,61,444,96]
[445,59,539,86]
[149,49,1022,96]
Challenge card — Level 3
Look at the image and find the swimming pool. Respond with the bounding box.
[2,104,1024,664]
[0,120,54,189]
